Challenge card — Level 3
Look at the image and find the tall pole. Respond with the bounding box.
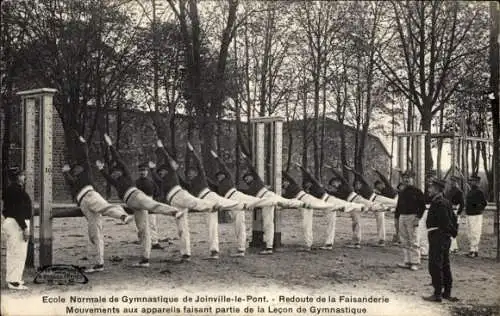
[489,1,500,261]
[152,0,159,113]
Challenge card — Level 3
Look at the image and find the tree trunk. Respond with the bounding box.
[301,87,309,172]
[313,70,320,178]
[1,93,12,196]
[436,106,445,177]
[421,106,433,173]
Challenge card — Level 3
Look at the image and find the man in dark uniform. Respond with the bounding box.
[63,131,132,273]
[183,142,241,259]
[96,134,183,267]
[419,170,438,259]
[445,175,464,253]
[282,170,350,251]
[423,178,458,303]
[207,150,277,257]
[347,167,396,247]
[2,167,32,290]
[148,139,218,262]
[135,163,163,250]
[464,175,487,258]
[395,170,426,271]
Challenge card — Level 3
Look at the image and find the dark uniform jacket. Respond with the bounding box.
[63,140,93,201]
[349,169,374,199]
[211,155,236,197]
[151,147,182,200]
[100,146,135,200]
[135,176,159,198]
[465,185,487,216]
[3,183,32,230]
[395,185,426,219]
[184,147,209,197]
[300,168,329,200]
[241,160,266,196]
[426,193,453,235]
[374,170,397,198]
[327,169,354,200]
[445,186,464,214]
[282,172,303,199]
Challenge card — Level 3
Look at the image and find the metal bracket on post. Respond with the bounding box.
[16,88,57,268]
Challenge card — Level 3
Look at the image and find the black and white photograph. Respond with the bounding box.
[1,1,499,315]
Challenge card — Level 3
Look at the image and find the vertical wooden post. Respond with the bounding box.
[273,119,283,247]
[16,88,57,268]
[22,97,36,268]
[39,93,54,267]
[249,117,284,248]
[250,122,265,247]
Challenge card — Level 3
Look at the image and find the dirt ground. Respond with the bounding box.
[1,208,499,316]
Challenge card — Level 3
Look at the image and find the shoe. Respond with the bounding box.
[120,215,133,224]
[84,264,104,273]
[397,262,411,269]
[207,251,219,260]
[442,294,459,302]
[422,295,442,303]
[230,250,245,257]
[376,240,385,247]
[346,243,361,249]
[301,246,313,252]
[467,252,478,258]
[409,264,419,271]
[259,248,273,255]
[319,244,333,250]
[474,252,479,257]
[7,282,28,290]
[450,249,459,254]
[181,254,191,262]
[152,243,164,250]
[132,259,150,267]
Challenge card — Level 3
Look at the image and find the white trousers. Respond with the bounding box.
[368,194,388,241]
[127,189,179,215]
[136,213,160,244]
[418,209,429,256]
[350,194,384,211]
[80,190,130,265]
[2,218,29,283]
[467,214,483,252]
[167,187,217,256]
[371,194,398,209]
[256,188,304,209]
[226,189,275,249]
[298,193,337,247]
[133,210,151,259]
[375,212,386,241]
[199,190,243,253]
[399,214,420,264]
[149,214,159,244]
[322,194,364,213]
[80,207,105,264]
[80,189,128,219]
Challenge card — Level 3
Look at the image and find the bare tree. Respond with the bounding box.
[375,1,489,173]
